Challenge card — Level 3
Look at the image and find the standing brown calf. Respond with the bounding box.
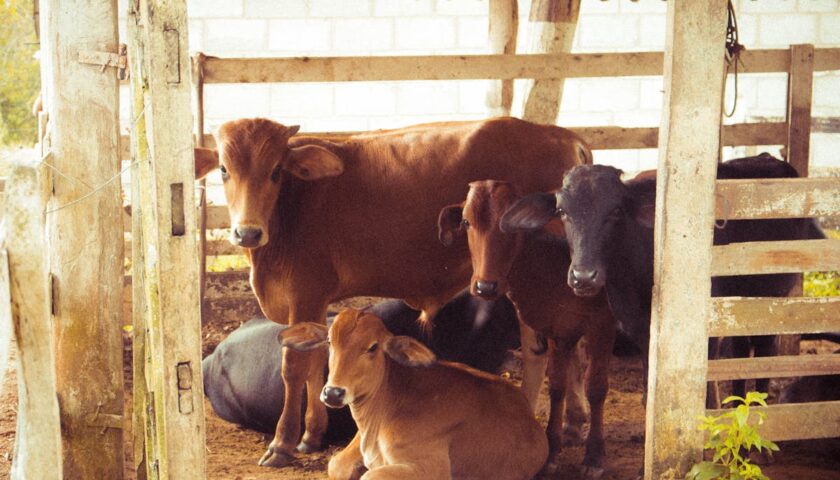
[193,117,590,466]
[281,309,548,480]
[438,180,616,478]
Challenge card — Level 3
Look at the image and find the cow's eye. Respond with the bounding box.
[367,343,378,354]
[461,219,470,229]
[271,164,282,183]
[555,207,567,219]
[220,164,229,180]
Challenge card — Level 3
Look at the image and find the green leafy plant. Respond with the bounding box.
[686,391,779,480]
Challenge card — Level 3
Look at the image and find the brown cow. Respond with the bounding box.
[280,309,548,480]
[438,180,616,478]
[194,117,590,466]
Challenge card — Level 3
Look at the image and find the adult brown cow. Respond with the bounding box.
[194,116,590,467]
[280,309,548,480]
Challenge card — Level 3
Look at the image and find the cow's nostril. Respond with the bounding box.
[234,227,263,247]
[571,269,597,282]
[321,386,346,408]
[475,280,498,297]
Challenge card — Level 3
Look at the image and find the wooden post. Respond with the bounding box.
[40,0,126,477]
[0,248,10,398]
[128,0,208,477]
[127,3,151,479]
[779,44,814,357]
[193,53,209,323]
[3,160,63,480]
[486,0,518,116]
[520,0,581,124]
[644,1,728,478]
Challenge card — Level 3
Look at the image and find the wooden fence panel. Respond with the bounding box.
[715,177,840,220]
[711,239,840,276]
[710,296,840,337]
[707,401,840,442]
[707,354,840,381]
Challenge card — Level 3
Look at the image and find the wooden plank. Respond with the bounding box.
[118,122,788,160]
[715,177,840,220]
[199,48,840,84]
[193,53,209,321]
[786,44,815,176]
[707,401,840,442]
[644,2,728,477]
[711,239,840,276]
[41,0,126,476]
[486,0,518,116]
[126,6,151,478]
[707,354,840,381]
[710,296,840,337]
[0,251,10,398]
[4,162,63,480]
[520,0,581,124]
[130,0,208,477]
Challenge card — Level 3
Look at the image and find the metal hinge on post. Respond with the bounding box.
[78,44,129,80]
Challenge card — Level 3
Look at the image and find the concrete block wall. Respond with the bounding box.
[118,0,840,173]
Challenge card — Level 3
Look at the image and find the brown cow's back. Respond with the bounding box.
[362,360,547,480]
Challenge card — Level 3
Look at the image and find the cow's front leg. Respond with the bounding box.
[563,337,589,444]
[299,343,328,453]
[541,338,575,477]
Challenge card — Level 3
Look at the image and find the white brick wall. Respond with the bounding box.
[115,0,840,171]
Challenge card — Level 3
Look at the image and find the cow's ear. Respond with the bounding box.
[500,192,557,233]
[285,145,344,181]
[278,322,329,352]
[437,204,464,246]
[285,124,301,137]
[195,148,219,179]
[383,336,436,367]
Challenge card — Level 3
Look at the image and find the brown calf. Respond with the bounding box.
[281,310,548,480]
[438,180,616,478]
[193,117,590,466]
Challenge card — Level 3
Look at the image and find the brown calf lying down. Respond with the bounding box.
[281,309,548,480]
[193,117,590,466]
[439,181,616,478]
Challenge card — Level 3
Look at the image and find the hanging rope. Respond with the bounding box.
[723,0,744,118]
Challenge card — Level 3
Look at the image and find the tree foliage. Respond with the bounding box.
[0,0,40,147]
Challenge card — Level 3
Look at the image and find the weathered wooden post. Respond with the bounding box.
[486,0,518,116]
[521,0,581,124]
[128,0,208,477]
[2,158,63,480]
[644,1,728,478]
[39,0,126,477]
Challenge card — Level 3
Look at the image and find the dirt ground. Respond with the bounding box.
[1,318,838,479]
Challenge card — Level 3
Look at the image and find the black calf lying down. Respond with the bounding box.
[202,292,519,436]
[501,153,825,401]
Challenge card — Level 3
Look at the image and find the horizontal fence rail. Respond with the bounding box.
[198,48,840,84]
[707,354,840,381]
[716,177,840,220]
[707,401,840,442]
[709,296,840,337]
[710,239,840,276]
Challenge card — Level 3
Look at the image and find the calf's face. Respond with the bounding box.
[279,309,436,409]
[193,118,344,248]
[502,165,650,297]
[438,181,523,299]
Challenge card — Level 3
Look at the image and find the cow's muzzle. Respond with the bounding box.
[232,226,265,248]
[474,280,499,299]
[568,267,603,297]
[321,386,347,409]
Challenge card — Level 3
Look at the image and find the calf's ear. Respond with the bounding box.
[278,322,329,351]
[500,192,557,233]
[437,204,464,246]
[195,148,219,179]
[383,336,437,367]
[285,145,344,181]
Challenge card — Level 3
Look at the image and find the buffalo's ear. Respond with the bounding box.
[285,145,344,181]
[437,204,464,246]
[195,148,219,179]
[500,192,557,233]
[278,322,329,352]
[383,336,437,367]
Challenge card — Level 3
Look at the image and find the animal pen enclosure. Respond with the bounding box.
[0,0,839,479]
